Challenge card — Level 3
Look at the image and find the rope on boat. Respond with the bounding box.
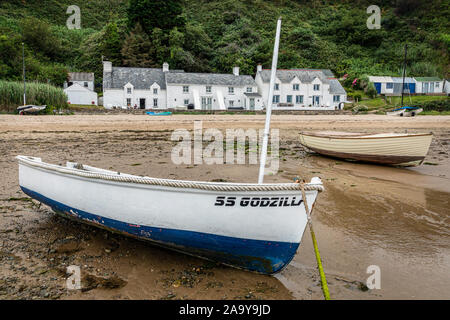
[17,156,324,193]
[299,180,331,300]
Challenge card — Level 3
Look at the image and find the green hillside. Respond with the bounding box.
[0,0,448,91]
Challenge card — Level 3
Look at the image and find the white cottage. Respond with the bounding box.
[64,82,98,105]
[255,65,346,110]
[102,61,182,109]
[414,77,444,94]
[103,62,263,110]
[63,72,97,105]
[165,67,263,110]
[64,72,95,91]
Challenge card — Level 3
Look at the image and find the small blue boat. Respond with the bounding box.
[146,111,172,116]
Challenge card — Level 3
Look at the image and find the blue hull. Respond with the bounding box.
[20,186,299,274]
[146,111,172,116]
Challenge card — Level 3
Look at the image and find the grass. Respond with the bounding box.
[0,80,68,112]
[347,95,448,111]
[419,110,450,115]
[66,104,104,111]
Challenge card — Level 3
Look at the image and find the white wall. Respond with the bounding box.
[64,84,98,105]
[68,80,94,91]
[415,80,444,94]
[255,73,343,110]
[166,84,262,110]
[103,83,167,109]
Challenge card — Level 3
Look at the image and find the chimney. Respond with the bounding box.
[163,62,169,72]
[257,64,262,72]
[233,66,239,76]
[103,61,112,73]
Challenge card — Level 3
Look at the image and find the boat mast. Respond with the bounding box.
[22,42,26,106]
[401,43,407,108]
[258,17,281,184]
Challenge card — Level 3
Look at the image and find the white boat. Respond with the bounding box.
[17,155,323,274]
[386,106,423,117]
[299,131,433,166]
[17,105,46,114]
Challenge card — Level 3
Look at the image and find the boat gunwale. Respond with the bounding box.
[300,132,432,140]
[17,155,324,192]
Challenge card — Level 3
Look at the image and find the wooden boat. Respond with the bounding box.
[146,111,172,116]
[386,106,423,117]
[16,155,323,274]
[17,105,46,115]
[299,131,433,166]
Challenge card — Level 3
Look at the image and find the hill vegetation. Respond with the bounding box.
[0,0,448,94]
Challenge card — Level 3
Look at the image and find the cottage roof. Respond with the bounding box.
[329,79,346,94]
[368,76,393,83]
[165,72,256,86]
[68,72,94,82]
[105,67,184,90]
[391,77,415,83]
[258,69,335,84]
[414,77,441,82]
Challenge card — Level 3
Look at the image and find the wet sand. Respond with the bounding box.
[0,114,449,300]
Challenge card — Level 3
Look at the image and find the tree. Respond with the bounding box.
[127,0,185,35]
[101,22,122,64]
[121,24,155,67]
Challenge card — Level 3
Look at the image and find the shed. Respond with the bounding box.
[64,83,98,105]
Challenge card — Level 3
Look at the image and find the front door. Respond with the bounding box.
[249,98,255,110]
[201,97,212,110]
[313,96,320,106]
[139,98,146,109]
[423,83,429,94]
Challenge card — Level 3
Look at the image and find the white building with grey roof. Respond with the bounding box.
[63,72,98,105]
[255,65,347,110]
[166,67,263,110]
[102,62,263,110]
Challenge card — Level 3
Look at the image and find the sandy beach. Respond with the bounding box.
[0,114,449,300]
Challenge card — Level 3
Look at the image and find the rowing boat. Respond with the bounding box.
[17,155,323,274]
[299,131,433,166]
[386,106,423,117]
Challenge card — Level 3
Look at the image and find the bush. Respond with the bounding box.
[415,99,450,112]
[352,105,368,114]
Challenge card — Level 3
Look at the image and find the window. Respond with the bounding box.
[84,82,88,88]
[333,95,340,102]
[183,86,189,93]
[293,84,299,91]
[296,95,303,104]
[126,98,131,106]
[184,99,189,105]
[228,87,234,94]
[286,95,292,103]
[313,84,320,91]
[246,87,252,93]
[273,95,280,103]
[435,82,439,88]
[206,86,211,93]
[127,88,132,94]
[386,83,393,89]
[274,83,279,90]
[229,100,234,107]
[153,98,158,107]
[153,88,158,94]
